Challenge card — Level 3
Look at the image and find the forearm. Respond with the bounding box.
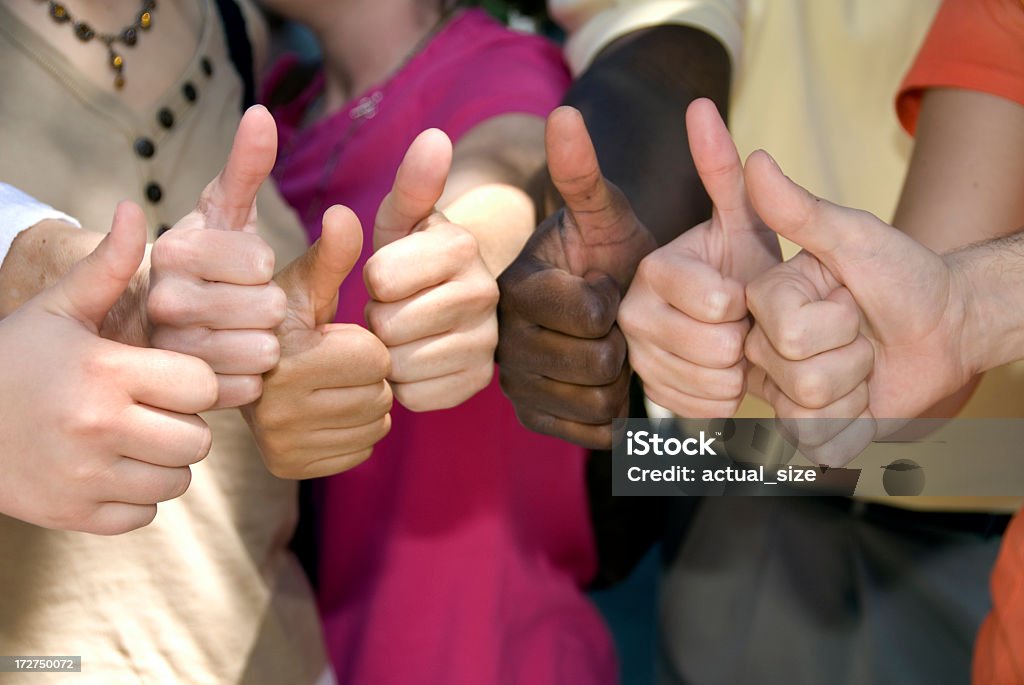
[442,183,534,276]
[561,25,731,248]
[440,113,547,276]
[953,231,1024,375]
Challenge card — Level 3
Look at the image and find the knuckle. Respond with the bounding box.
[593,385,626,422]
[364,258,397,302]
[364,303,394,345]
[744,328,767,368]
[194,367,220,409]
[449,228,480,263]
[717,367,746,400]
[515,407,552,436]
[469,363,495,395]
[473,277,500,311]
[714,326,746,367]
[616,297,642,339]
[777,324,810,360]
[580,299,615,337]
[254,332,282,372]
[237,375,264,405]
[702,288,730,322]
[393,384,430,413]
[149,231,191,272]
[68,456,107,486]
[262,447,299,479]
[591,340,626,384]
[745,279,767,314]
[166,467,193,501]
[64,404,109,440]
[248,241,277,281]
[266,285,289,325]
[192,423,213,462]
[147,282,191,325]
[372,381,395,417]
[792,369,833,409]
[349,328,391,377]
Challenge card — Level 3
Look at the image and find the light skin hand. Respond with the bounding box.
[243,205,393,479]
[742,151,974,466]
[365,129,499,412]
[146,105,289,409]
[497,106,655,449]
[618,98,781,418]
[0,203,218,535]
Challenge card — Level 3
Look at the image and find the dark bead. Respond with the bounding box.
[182,82,197,102]
[49,3,70,23]
[157,108,174,129]
[145,182,163,204]
[74,22,95,41]
[156,223,171,237]
[134,137,155,159]
[121,27,137,46]
[114,74,125,90]
[201,57,213,77]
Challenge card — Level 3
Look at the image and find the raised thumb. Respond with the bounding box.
[744,150,885,278]
[373,128,451,251]
[291,204,364,326]
[199,104,278,232]
[545,106,618,229]
[46,200,147,330]
[686,98,754,230]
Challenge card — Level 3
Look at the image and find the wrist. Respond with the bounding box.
[946,245,1011,376]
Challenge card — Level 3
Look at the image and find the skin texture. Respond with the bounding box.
[0,203,218,535]
[147,105,289,408]
[745,88,1024,464]
[743,151,974,466]
[242,205,393,479]
[0,107,292,411]
[497,26,731,448]
[366,129,500,412]
[619,99,781,419]
[498,107,653,448]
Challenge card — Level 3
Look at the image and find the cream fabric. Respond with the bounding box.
[0,2,325,682]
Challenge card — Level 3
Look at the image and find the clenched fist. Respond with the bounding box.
[0,203,217,534]
[365,129,499,412]
[243,206,393,479]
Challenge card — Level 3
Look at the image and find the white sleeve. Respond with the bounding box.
[550,0,746,76]
[0,183,81,265]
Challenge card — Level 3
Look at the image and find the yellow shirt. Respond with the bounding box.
[0,2,326,682]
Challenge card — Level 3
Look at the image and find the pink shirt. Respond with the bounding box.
[265,10,616,685]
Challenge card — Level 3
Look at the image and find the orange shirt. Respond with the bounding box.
[896,0,1024,135]
[895,1,1024,682]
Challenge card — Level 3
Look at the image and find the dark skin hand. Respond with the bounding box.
[497,26,732,448]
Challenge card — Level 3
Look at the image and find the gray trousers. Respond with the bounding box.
[658,497,1005,685]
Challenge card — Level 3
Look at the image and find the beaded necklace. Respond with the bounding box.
[38,0,158,90]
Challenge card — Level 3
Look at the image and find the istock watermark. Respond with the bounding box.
[610,418,1024,497]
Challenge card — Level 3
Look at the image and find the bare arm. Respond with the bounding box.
[893,88,1024,416]
[439,113,546,276]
